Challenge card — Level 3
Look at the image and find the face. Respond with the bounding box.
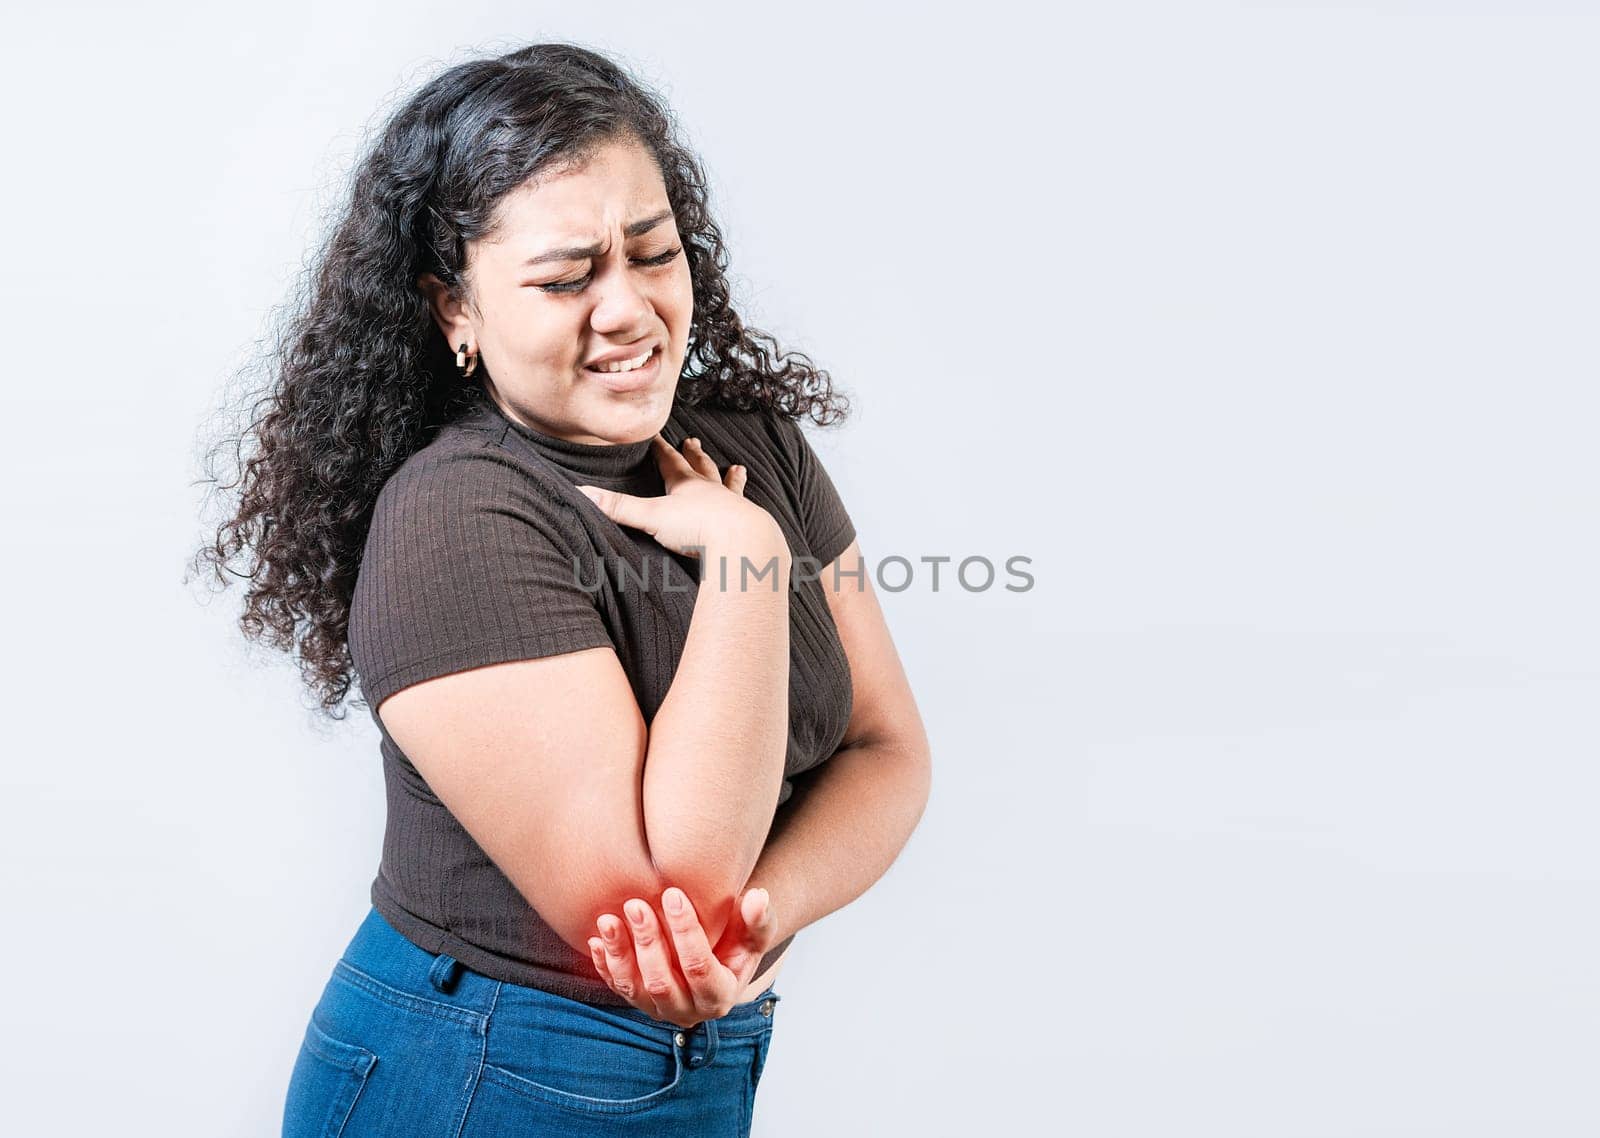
[418,136,693,445]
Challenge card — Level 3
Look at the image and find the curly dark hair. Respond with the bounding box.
[189,41,850,717]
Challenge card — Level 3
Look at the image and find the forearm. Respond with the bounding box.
[643,523,793,911]
[742,737,932,944]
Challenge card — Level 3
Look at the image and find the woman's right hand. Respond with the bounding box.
[575,435,775,557]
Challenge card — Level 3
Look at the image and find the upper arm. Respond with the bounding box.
[374,647,665,956]
[348,446,667,953]
[821,538,932,770]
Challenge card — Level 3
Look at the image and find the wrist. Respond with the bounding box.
[703,513,786,555]
[700,521,792,588]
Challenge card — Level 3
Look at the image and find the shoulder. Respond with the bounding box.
[349,415,610,709]
[368,411,581,535]
[355,421,595,627]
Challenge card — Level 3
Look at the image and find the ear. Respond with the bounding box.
[416,272,474,348]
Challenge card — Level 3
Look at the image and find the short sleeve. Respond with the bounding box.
[348,443,615,710]
[772,414,857,566]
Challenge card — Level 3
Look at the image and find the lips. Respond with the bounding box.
[584,339,662,369]
[583,345,662,392]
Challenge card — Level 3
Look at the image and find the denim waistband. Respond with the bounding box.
[336,905,781,1043]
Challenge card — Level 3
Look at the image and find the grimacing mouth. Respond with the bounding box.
[583,340,662,370]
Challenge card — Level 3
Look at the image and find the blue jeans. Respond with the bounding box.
[283,906,782,1137]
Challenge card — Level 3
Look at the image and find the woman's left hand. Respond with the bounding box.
[587,885,777,1028]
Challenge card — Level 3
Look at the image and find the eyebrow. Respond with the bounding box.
[522,209,676,266]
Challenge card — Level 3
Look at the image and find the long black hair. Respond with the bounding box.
[190,41,849,715]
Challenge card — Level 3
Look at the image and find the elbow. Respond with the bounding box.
[901,721,934,806]
[902,743,933,827]
[881,734,933,827]
[542,872,672,960]
[516,843,675,960]
[855,729,933,804]
[648,842,747,910]
[645,800,764,914]
[646,844,747,945]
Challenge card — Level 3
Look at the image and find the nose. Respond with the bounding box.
[589,259,654,335]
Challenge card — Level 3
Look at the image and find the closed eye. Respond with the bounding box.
[538,247,683,295]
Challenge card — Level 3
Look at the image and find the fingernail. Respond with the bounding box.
[664,888,683,914]
[576,485,598,502]
[628,902,648,926]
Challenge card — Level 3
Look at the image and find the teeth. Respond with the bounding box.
[592,348,653,373]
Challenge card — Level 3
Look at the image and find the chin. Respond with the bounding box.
[580,394,668,441]
[599,382,677,424]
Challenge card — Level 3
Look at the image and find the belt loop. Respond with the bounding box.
[686,1016,719,1068]
[428,951,461,993]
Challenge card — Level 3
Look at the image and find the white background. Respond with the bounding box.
[3,2,1596,1135]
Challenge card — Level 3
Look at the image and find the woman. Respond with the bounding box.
[196,41,930,1137]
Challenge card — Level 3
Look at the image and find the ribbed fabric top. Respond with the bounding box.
[498,410,657,480]
[346,391,856,1007]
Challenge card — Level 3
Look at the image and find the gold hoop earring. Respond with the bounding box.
[455,342,479,379]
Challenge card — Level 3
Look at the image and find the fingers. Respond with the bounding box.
[587,935,612,986]
[658,887,728,1018]
[679,437,721,480]
[742,887,773,938]
[593,889,753,1027]
[594,912,653,1011]
[650,433,698,484]
[579,437,747,561]
[574,483,646,530]
[623,899,692,1020]
[648,433,721,490]
[717,888,777,981]
[595,435,740,500]
[680,436,743,492]
[671,435,742,490]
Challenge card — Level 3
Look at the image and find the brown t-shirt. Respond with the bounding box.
[346,390,856,1006]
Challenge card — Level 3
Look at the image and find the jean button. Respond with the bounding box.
[674,1031,686,1046]
[759,999,774,1016]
